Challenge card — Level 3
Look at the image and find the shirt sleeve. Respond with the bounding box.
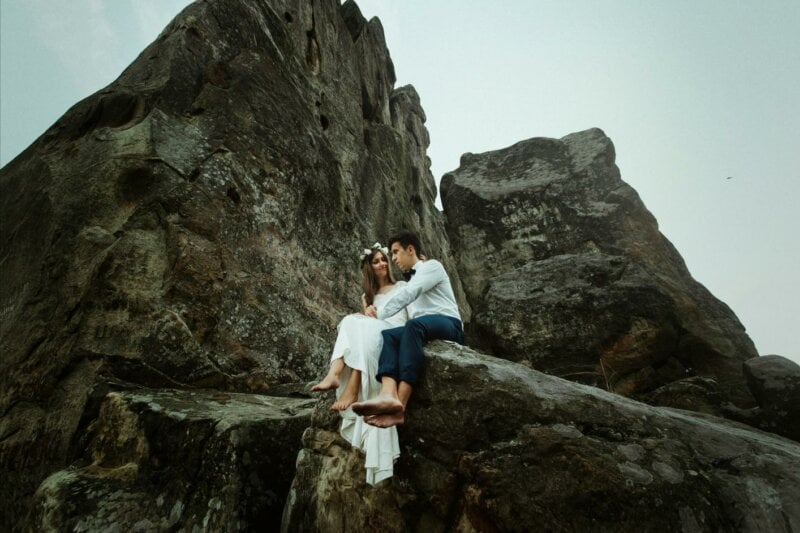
[377,261,444,320]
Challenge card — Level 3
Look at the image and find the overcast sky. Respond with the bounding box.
[1,0,797,363]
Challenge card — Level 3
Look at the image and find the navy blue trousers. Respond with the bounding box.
[376,314,464,385]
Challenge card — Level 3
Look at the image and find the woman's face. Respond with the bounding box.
[371,252,390,279]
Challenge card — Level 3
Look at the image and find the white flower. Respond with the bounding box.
[360,242,389,261]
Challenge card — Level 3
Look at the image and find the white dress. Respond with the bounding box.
[331,281,408,485]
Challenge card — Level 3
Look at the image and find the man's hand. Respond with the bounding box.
[365,305,377,318]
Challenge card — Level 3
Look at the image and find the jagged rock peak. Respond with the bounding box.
[456,127,616,198]
[340,0,369,40]
[442,128,758,408]
[0,0,464,528]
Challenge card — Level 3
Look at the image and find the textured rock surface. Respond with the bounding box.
[30,389,315,531]
[285,343,800,532]
[441,129,758,406]
[733,355,800,441]
[0,0,466,527]
[744,355,800,408]
[641,376,725,417]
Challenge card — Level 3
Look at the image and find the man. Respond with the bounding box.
[351,231,464,428]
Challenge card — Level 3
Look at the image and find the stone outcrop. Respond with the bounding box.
[744,355,800,411]
[285,343,800,532]
[30,389,315,531]
[441,129,758,407]
[0,0,466,527]
[730,355,800,441]
[641,355,800,443]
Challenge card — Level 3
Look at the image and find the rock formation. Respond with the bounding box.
[31,389,315,530]
[729,355,800,441]
[286,343,800,532]
[0,0,465,528]
[1,0,796,530]
[441,130,759,407]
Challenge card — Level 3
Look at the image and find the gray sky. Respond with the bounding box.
[1,0,798,363]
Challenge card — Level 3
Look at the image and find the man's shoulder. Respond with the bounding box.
[419,258,444,270]
[417,259,449,282]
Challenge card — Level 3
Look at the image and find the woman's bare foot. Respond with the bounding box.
[365,412,405,428]
[351,395,403,416]
[330,388,358,411]
[330,367,361,411]
[311,374,339,392]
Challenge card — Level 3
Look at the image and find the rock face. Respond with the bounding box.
[31,389,315,531]
[735,355,800,441]
[285,343,800,532]
[0,0,466,527]
[441,130,758,406]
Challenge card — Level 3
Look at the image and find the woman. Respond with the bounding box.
[311,242,408,484]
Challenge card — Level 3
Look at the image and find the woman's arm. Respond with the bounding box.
[360,293,368,314]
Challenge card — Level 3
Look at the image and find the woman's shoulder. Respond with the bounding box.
[377,281,405,296]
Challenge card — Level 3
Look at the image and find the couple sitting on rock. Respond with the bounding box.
[311,231,464,484]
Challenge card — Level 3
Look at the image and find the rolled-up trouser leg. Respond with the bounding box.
[375,326,404,382]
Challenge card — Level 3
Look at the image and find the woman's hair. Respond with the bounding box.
[362,249,395,306]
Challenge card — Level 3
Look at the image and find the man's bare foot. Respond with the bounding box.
[311,374,339,392]
[351,395,403,416]
[365,412,405,428]
[330,389,358,411]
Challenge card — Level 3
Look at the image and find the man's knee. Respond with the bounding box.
[386,325,406,335]
[406,318,426,334]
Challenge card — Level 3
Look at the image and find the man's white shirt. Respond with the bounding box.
[377,259,461,323]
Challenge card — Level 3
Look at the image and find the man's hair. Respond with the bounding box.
[388,231,423,257]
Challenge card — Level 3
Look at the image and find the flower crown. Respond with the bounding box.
[360,242,389,262]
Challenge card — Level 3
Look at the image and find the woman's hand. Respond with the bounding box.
[365,305,377,318]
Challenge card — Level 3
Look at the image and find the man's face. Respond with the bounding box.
[390,242,416,271]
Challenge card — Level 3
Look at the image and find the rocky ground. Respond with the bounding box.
[286,343,800,532]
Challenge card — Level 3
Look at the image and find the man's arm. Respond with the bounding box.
[376,261,444,320]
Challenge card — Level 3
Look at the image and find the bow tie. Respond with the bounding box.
[403,269,416,281]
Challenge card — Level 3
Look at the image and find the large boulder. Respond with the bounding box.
[284,343,800,532]
[744,355,800,409]
[441,129,758,407]
[734,355,800,441]
[29,388,315,531]
[0,0,466,526]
